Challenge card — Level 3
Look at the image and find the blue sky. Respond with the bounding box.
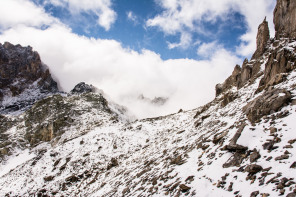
[0,0,276,118]
[32,0,250,60]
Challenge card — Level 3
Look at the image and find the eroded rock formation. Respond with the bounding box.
[252,18,270,59]
[274,0,296,39]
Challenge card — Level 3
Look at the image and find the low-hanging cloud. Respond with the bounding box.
[0,0,242,119]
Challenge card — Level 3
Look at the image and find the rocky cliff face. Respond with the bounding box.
[274,0,296,39]
[0,42,58,113]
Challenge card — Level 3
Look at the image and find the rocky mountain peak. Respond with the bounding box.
[0,42,58,113]
[70,82,96,94]
[252,17,270,59]
[138,94,168,106]
[274,0,296,39]
[216,0,296,98]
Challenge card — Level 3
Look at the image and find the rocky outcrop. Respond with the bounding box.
[0,42,58,113]
[257,47,296,92]
[216,0,296,97]
[70,82,96,94]
[215,58,262,96]
[252,18,270,59]
[215,65,241,97]
[274,0,296,39]
[24,92,112,146]
[243,89,292,123]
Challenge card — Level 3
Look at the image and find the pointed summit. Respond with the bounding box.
[252,17,270,59]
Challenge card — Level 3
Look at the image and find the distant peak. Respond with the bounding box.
[70,82,96,94]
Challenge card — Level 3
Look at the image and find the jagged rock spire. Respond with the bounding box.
[252,17,270,59]
[274,0,296,39]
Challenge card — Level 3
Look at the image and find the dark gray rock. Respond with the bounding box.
[257,49,295,91]
[244,164,263,174]
[250,191,259,197]
[250,149,261,163]
[179,184,191,193]
[286,193,296,197]
[0,42,59,114]
[290,162,296,168]
[223,153,246,168]
[263,141,275,150]
[223,144,248,153]
[71,82,95,94]
[243,89,292,123]
[275,154,289,161]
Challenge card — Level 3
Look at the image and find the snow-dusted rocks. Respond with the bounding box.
[0,42,58,114]
[70,82,96,94]
[243,89,292,123]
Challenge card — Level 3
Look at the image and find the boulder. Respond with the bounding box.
[290,162,296,168]
[286,193,296,197]
[243,89,292,123]
[222,144,248,153]
[250,191,260,197]
[250,149,261,163]
[179,184,191,192]
[244,164,263,174]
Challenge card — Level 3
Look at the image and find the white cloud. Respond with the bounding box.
[0,0,55,30]
[168,32,192,49]
[197,41,223,58]
[0,24,240,118]
[45,0,117,30]
[147,0,276,56]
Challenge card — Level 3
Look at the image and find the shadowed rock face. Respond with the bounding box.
[0,42,58,113]
[274,0,296,39]
[0,42,58,99]
[70,82,96,94]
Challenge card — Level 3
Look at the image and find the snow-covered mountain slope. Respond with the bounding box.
[0,37,296,197]
[1,1,296,196]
